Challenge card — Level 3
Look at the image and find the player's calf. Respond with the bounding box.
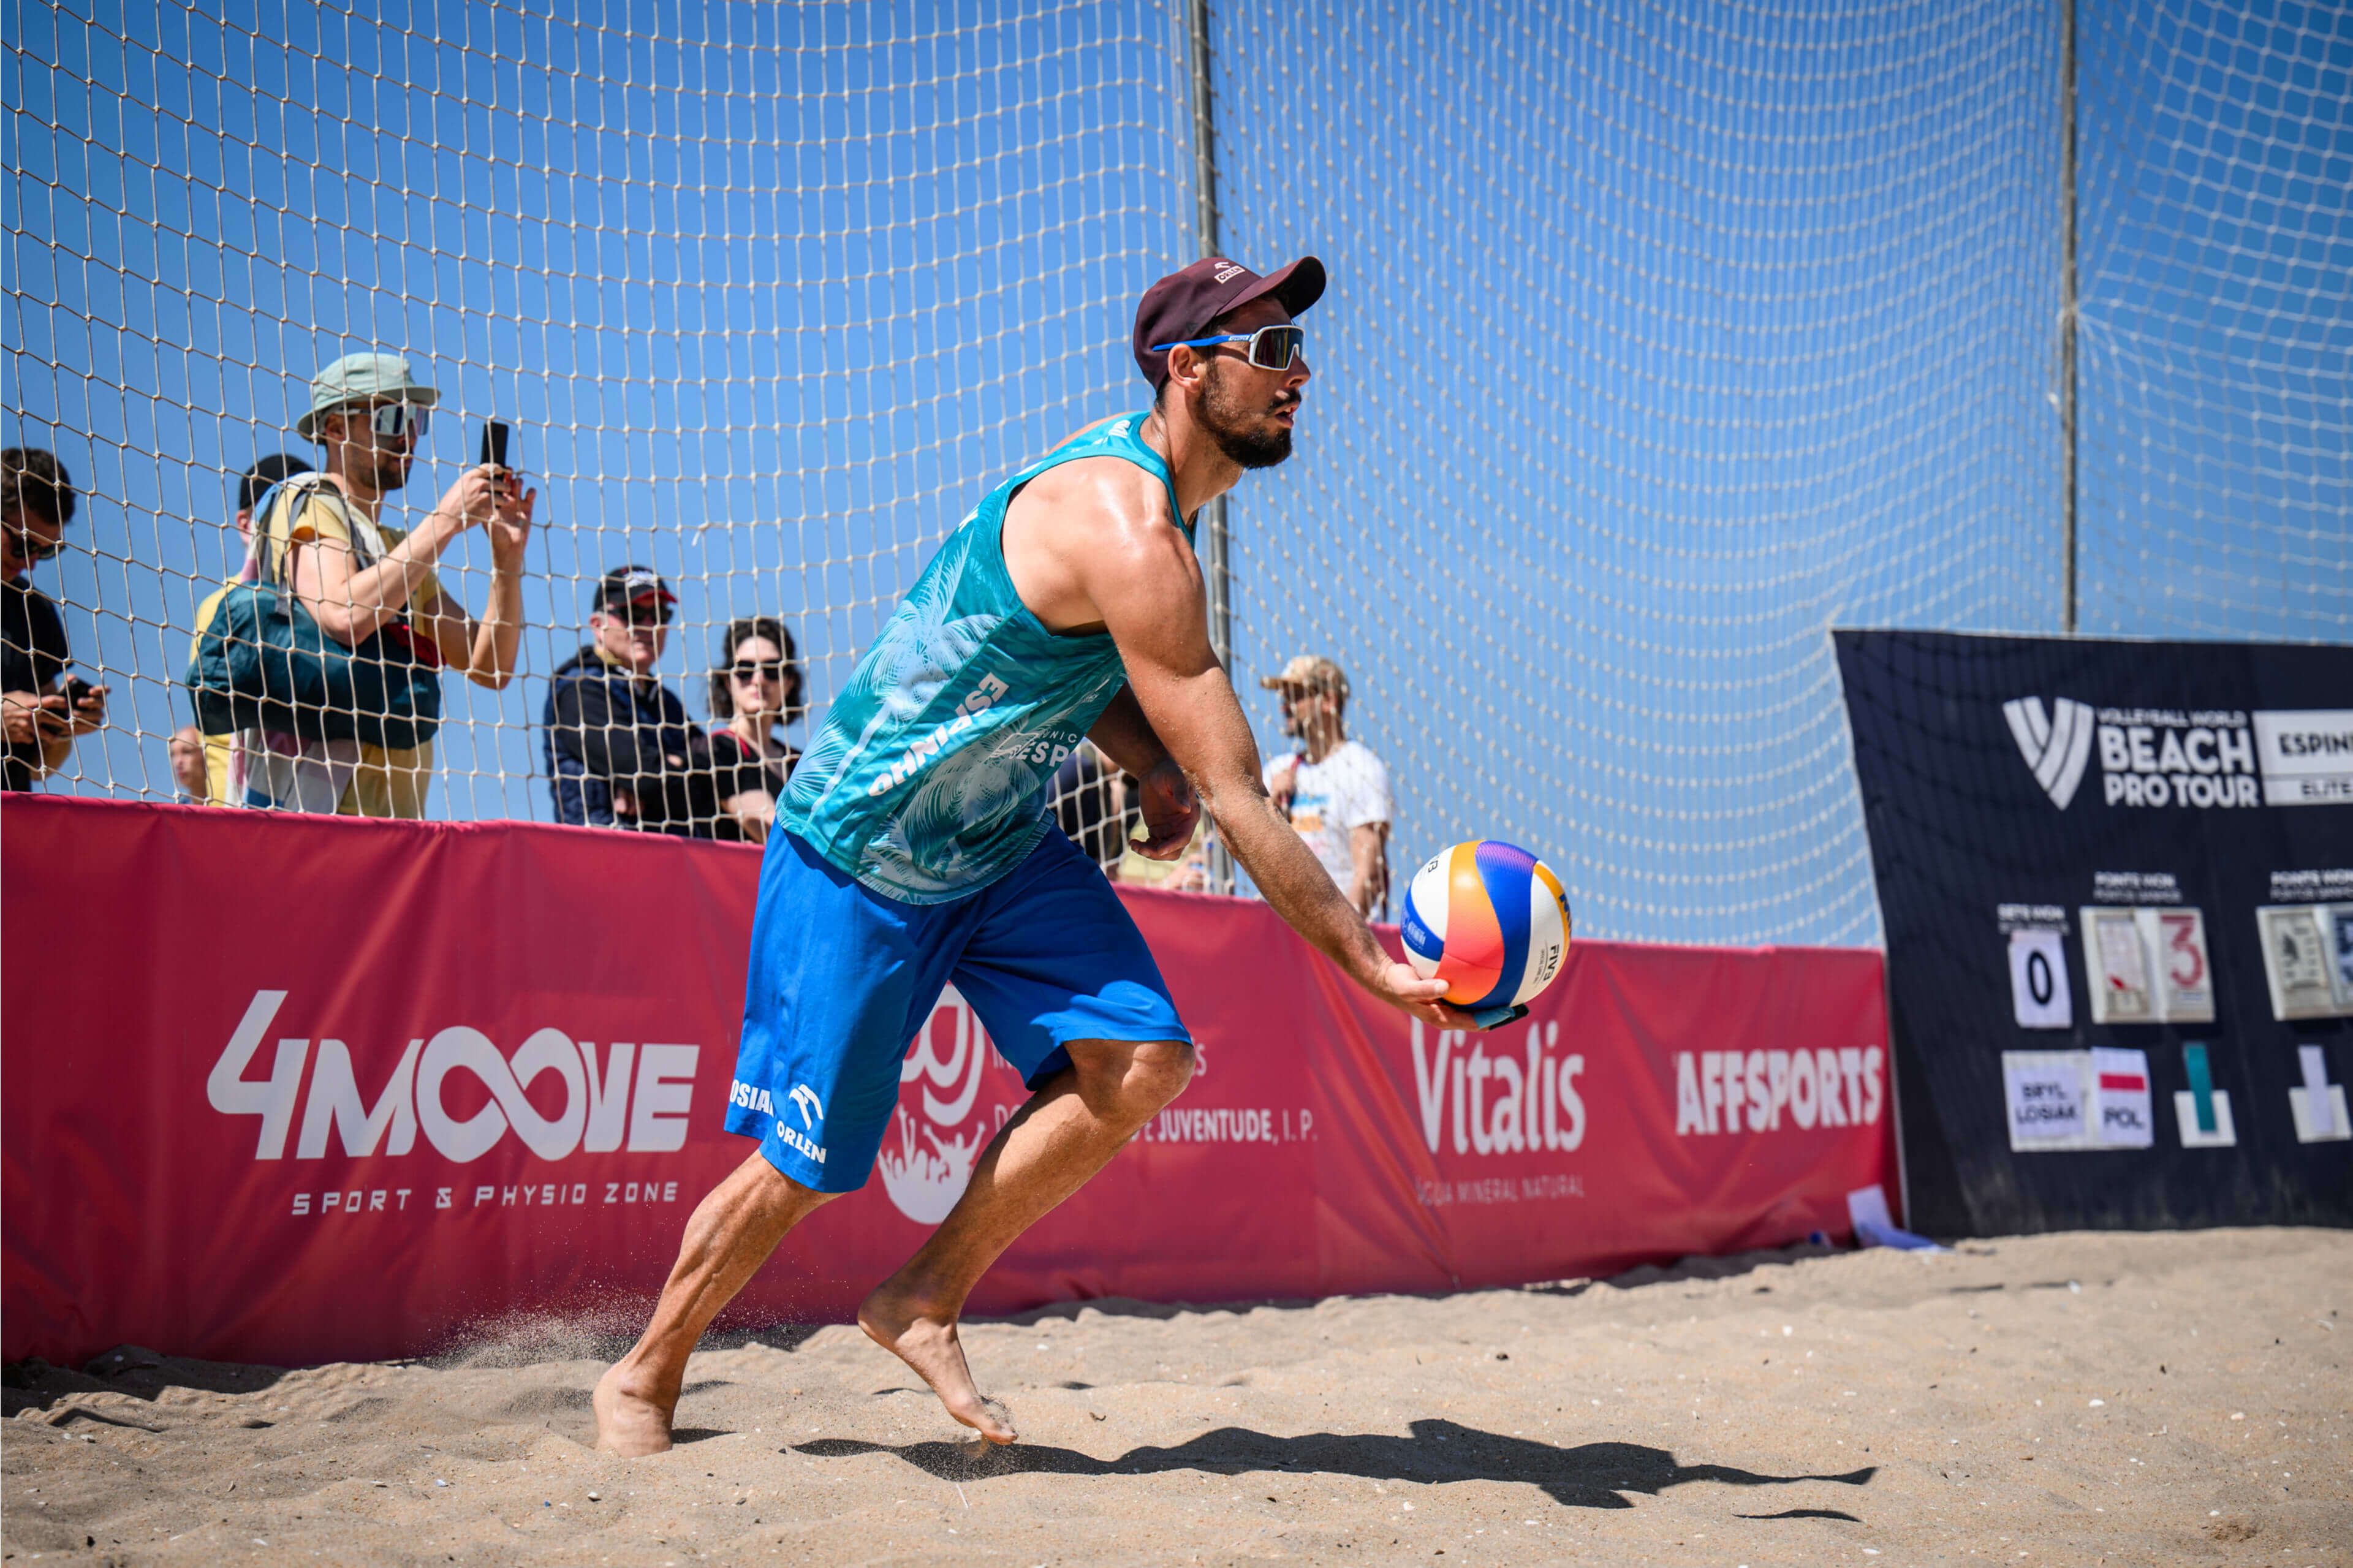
[593,1154,836,1457]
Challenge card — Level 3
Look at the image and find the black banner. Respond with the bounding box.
[1835,630,2353,1234]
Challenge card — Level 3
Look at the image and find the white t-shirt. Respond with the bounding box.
[1265,740,1392,892]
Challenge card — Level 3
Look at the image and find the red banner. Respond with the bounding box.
[2,798,1895,1366]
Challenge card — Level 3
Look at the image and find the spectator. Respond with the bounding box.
[705,615,805,843]
[1115,814,1213,892]
[544,566,724,835]
[240,352,533,814]
[189,452,314,804]
[228,452,313,562]
[1050,740,1130,872]
[1044,737,1218,890]
[168,724,208,803]
[1,447,104,790]
[1261,654,1392,918]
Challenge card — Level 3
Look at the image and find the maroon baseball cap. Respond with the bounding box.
[1131,255,1326,390]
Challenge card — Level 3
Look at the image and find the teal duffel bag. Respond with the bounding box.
[184,478,444,751]
[184,579,443,751]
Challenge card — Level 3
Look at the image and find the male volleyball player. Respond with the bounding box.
[595,256,1479,1457]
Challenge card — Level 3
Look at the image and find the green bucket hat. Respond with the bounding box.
[298,351,439,441]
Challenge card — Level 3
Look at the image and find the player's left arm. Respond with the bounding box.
[1085,686,1198,860]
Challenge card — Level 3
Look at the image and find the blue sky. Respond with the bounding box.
[4,0,2346,943]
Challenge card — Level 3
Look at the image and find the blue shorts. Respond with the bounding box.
[726,828,1189,1192]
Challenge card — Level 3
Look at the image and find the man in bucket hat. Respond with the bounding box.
[235,350,536,814]
[595,256,1506,1460]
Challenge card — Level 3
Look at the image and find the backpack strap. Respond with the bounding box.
[252,472,382,589]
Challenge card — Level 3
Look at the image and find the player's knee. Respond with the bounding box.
[1074,1036,1194,1123]
[1123,1038,1196,1114]
[741,1150,839,1213]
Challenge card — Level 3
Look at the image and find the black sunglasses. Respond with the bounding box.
[730,660,786,681]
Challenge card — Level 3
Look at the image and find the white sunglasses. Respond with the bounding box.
[1148,323,1306,371]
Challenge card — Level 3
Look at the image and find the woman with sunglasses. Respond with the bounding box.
[707,615,805,843]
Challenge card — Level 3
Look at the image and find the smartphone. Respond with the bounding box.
[61,674,96,706]
[478,419,512,471]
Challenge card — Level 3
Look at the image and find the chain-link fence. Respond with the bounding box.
[5,0,2345,942]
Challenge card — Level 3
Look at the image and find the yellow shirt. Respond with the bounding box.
[1115,818,1213,889]
[252,479,440,607]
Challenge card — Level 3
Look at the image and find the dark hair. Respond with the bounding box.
[237,452,314,515]
[1,448,76,528]
[710,616,805,721]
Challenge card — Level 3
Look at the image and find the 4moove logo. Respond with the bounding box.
[207,990,700,1163]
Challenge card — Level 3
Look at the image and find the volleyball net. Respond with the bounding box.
[4,0,2344,944]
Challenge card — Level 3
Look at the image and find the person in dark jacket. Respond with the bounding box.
[543,566,722,833]
[2,448,104,790]
[1050,740,1130,873]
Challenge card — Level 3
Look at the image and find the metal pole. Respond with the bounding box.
[2059,0,2080,635]
[1185,0,1220,262]
[1185,0,1231,672]
[1184,0,1239,893]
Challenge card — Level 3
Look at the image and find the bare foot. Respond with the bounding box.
[593,1361,676,1456]
[858,1284,1018,1444]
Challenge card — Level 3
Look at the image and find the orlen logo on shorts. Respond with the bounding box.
[207,990,699,1162]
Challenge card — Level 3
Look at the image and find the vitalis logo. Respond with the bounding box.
[2002,697,2096,809]
[1409,1021,1587,1156]
[208,991,699,1162]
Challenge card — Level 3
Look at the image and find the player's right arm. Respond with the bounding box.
[282,468,523,649]
[1067,474,1471,1029]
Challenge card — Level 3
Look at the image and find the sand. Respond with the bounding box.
[4,1227,2347,1567]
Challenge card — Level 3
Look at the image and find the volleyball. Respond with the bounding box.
[1400,839,1574,1011]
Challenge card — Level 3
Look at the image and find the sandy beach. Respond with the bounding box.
[4,1227,2346,1567]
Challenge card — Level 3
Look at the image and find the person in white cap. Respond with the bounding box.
[238,350,535,814]
[1262,654,1392,918]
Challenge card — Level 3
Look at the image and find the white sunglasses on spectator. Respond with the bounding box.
[356,402,430,439]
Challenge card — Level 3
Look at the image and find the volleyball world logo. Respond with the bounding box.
[2002,695,2096,809]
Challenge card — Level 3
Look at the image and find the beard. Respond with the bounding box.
[369,450,414,492]
[1198,360,1298,469]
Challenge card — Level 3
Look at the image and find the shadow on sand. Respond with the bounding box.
[797,1416,1874,1511]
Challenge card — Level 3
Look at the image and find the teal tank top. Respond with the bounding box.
[781,412,1188,903]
